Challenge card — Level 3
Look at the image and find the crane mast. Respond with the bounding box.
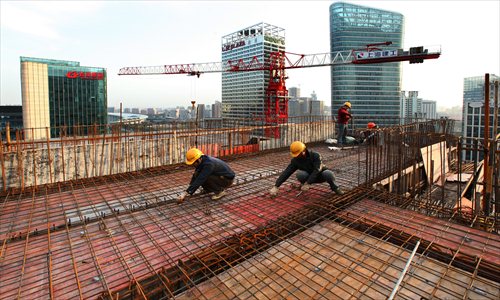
[119,44,441,138]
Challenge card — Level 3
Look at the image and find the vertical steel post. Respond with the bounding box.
[483,74,490,215]
[494,81,499,139]
[494,81,499,221]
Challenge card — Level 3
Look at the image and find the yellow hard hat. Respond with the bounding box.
[185,148,203,165]
[290,141,306,158]
[343,101,351,108]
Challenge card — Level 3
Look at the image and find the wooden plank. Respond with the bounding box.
[421,141,449,186]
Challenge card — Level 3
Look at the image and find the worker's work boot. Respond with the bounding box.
[211,190,226,200]
[333,188,344,195]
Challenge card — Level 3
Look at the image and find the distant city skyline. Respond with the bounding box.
[1,1,499,110]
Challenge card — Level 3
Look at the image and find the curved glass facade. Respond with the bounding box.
[329,2,404,127]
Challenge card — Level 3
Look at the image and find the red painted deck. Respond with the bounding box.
[340,199,500,265]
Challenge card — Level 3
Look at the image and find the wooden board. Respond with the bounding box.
[420,141,449,186]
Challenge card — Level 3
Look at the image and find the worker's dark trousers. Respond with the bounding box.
[337,123,348,145]
[296,170,339,191]
[202,175,234,193]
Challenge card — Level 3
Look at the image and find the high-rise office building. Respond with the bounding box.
[400,91,422,122]
[212,101,222,118]
[462,75,499,160]
[462,75,499,136]
[288,100,301,117]
[289,87,300,99]
[146,108,157,116]
[204,106,212,118]
[197,104,206,120]
[221,23,285,121]
[329,2,404,127]
[310,100,324,116]
[421,100,437,119]
[311,91,318,101]
[463,101,499,161]
[20,57,107,140]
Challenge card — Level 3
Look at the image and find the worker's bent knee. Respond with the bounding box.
[296,170,309,183]
[321,170,336,182]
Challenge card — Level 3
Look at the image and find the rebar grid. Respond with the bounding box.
[0,146,356,299]
[178,219,499,300]
[1,145,499,299]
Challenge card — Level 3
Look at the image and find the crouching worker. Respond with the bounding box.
[363,122,379,145]
[269,141,344,197]
[177,148,235,203]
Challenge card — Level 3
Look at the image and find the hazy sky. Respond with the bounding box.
[1,0,499,110]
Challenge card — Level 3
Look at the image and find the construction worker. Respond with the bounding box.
[363,122,379,145]
[269,141,344,197]
[177,148,235,203]
[337,101,352,146]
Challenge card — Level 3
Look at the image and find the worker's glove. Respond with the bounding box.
[300,183,310,192]
[177,192,188,203]
[269,186,279,196]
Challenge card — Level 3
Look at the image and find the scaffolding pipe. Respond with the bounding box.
[388,240,421,300]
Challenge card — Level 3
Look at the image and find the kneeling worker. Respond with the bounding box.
[177,148,235,203]
[269,141,344,197]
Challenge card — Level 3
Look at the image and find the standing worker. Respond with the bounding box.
[337,101,352,146]
[269,141,344,196]
[177,148,235,203]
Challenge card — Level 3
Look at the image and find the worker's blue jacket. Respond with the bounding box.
[275,150,327,187]
[186,155,235,195]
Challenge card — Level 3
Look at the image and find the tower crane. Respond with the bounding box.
[118,43,440,137]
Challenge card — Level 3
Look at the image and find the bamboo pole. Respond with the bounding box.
[0,138,6,192]
[31,128,37,189]
[16,129,24,191]
[60,127,66,182]
[73,126,78,180]
[46,128,53,183]
[109,127,115,175]
[99,127,107,176]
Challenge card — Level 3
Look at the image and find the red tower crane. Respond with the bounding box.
[118,43,440,137]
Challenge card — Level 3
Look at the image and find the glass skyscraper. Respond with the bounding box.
[20,57,107,139]
[221,23,285,122]
[462,75,499,161]
[329,2,404,127]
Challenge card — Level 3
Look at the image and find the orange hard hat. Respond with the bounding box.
[367,122,377,129]
[185,148,203,165]
[290,141,306,158]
